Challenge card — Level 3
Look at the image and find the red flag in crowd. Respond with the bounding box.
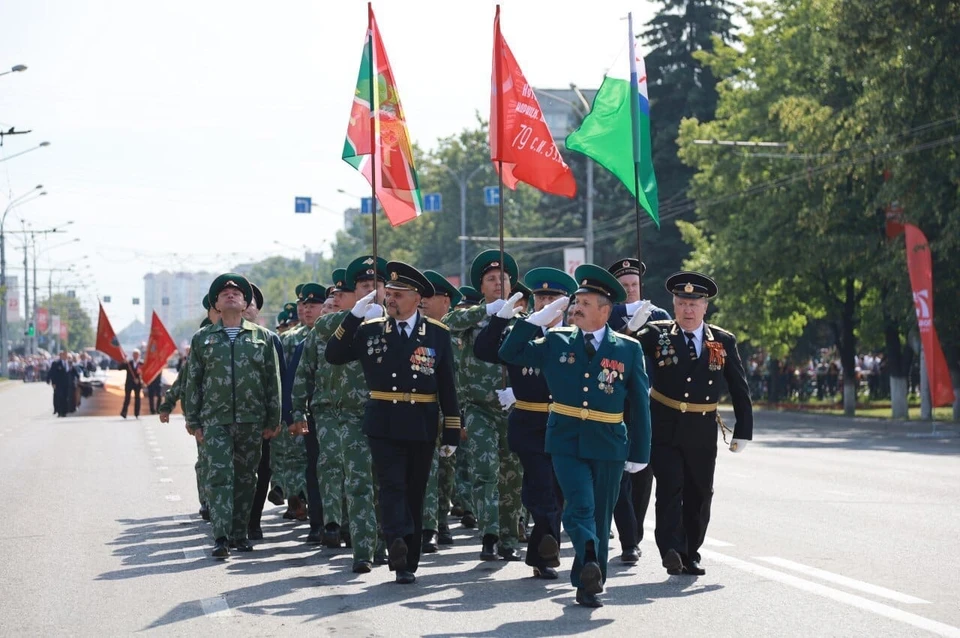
[489,6,576,198]
[904,224,955,406]
[95,302,126,364]
[140,311,177,386]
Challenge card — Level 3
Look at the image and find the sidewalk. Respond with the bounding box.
[725,404,959,437]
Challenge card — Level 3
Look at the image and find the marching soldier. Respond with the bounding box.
[325,261,461,584]
[498,264,652,607]
[181,273,282,559]
[442,250,524,562]
[475,267,578,581]
[626,271,752,576]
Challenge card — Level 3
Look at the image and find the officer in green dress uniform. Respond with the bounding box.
[498,264,652,607]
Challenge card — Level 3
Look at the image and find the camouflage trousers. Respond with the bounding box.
[194,441,209,505]
[464,403,523,549]
[422,447,456,532]
[269,423,307,500]
[202,422,263,541]
[453,438,473,512]
[317,408,378,562]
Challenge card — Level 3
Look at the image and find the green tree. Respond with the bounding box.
[38,294,94,352]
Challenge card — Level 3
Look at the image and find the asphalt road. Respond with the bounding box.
[1,381,958,637]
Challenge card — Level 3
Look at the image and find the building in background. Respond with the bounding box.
[534,88,598,139]
[143,271,216,330]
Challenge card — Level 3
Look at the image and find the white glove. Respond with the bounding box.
[350,291,377,318]
[627,300,654,332]
[439,445,457,458]
[527,296,569,327]
[729,439,748,453]
[364,303,384,320]
[624,462,647,473]
[496,292,524,319]
[486,299,506,316]
[496,387,516,411]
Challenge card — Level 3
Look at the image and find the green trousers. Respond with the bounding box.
[203,422,263,541]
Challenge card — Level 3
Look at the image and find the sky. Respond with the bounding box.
[0,0,658,330]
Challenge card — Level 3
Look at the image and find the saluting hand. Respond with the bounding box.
[627,300,654,332]
[495,292,525,319]
[350,291,377,318]
[527,296,569,327]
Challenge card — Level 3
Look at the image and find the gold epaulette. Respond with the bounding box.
[614,332,640,345]
[637,320,671,337]
[360,316,388,327]
[548,326,575,333]
[708,323,734,337]
[426,317,449,331]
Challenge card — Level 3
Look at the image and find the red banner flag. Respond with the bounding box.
[140,311,177,386]
[59,320,68,342]
[37,307,49,333]
[95,302,126,364]
[904,224,955,407]
[490,6,576,198]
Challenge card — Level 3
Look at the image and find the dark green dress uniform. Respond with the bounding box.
[325,262,461,581]
[630,272,753,574]
[499,265,652,600]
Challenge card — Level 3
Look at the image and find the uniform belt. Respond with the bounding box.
[513,400,550,413]
[550,402,623,424]
[369,391,438,404]
[650,388,718,414]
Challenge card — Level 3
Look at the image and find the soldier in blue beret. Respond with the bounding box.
[498,264,652,607]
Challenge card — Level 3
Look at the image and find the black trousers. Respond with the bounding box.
[514,448,563,569]
[53,385,70,417]
[612,465,654,551]
[121,385,141,417]
[651,443,717,563]
[304,417,324,529]
[367,436,434,573]
[147,387,162,413]
[249,438,272,527]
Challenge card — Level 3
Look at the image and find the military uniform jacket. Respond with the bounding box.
[633,320,753,446]
[290,326,333,423]
[609,301,670,332]
[312,311,366,412]
[442,304,503,412]
[325,312,461,447]
[182,319,282,430]
[499,321,651,464]
[475,314,554,454]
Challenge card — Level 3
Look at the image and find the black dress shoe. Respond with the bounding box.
[437,527,454,545]
[341,531,352,548]
[352,560,372,574]
[230,538,253,552]
[538,534,560,568]
[395,570,416,584]
[306,528,324,544]
[248,526,264,541]
[450,504,465,517]
[663,548,684,575]
[532,566,559,580]
[498,546,522,561]
[421,530,439,554]
[267,486,285,506]
[576,588,603,608]
[199,503,210,522]
[621,547,640,564]
[460,512,477,528]
[683,559,706,576]
[480,534,498,561]
[388,538,409,571]
[580,561,603,594]
[120,412,127,419]
[212,538,230,559]
[373,549,389,566]
[322,525,342,549]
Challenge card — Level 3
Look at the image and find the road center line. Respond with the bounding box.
[756,556,929,604]
[700,550,958,638]
[165,494,181,502]
[199,596,233,617]
[159,478,173,483]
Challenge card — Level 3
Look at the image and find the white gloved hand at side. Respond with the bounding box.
[496,387,516,411]
[527,296,569,327]
[486,299,507,316]
[350,291,377,318]
[729,439,748,453]
[496,292,525,319]
[439,445,457,458]
[627,300,654,332]
[363,303,384,320]
[624,461,647,473]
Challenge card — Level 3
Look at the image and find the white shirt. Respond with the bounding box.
[396,311,418,338]
[681,323,705,357]
[583,326,606,349]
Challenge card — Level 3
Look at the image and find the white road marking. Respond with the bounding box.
[824,489,856,497]
[182,547,206,560]
[155,466,168,471]
[164,494,181,502]
[159,478,173,483]
[153,456,164,460]
[173,515,193,524]
[756,556,930,604]
[199,596,233,617]
[643,523,734,548]
[701,550,959,638]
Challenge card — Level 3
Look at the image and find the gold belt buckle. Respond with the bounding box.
[402,392,412,402]
[579,408,589,420]
[679,402,688,413]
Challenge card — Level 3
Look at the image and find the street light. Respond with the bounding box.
[439,164,487,285]
[0,141,51,164]
[0,64,27,78]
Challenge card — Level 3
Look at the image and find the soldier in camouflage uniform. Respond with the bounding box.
[449,286,482,522]
[294,258,385,573]
[182,273,282,559]
[442,250,524,562]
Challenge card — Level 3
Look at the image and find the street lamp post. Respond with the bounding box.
[1,185,44,376]
[0,141,51,164]
[0,64,27,78]
[440,165,486,285]
[30,236,80,354]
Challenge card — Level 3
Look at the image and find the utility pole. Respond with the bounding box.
[442,164,486,285]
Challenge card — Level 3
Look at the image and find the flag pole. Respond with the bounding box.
[634,166,643,264]
[494,5,506,302]
[367,3,379,290]
[628,12,643,265]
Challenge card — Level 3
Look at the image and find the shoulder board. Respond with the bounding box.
[425,317,449,331]
[548,326,576,333]
[708,324,735,338]
[360,316,389,327]
[533,336,546,344]
[613,332,640,345]
[648,320,673,327]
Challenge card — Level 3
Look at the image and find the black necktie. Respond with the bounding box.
[584,333,596,359]
[397,321,409,340]
[684,331,698,360]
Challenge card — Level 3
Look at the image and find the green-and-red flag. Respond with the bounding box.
[342,4,423,227]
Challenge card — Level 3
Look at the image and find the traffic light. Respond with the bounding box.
[26,322,35,337]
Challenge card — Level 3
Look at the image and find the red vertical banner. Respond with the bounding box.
[60,320,68,342]
[37,307,49,333]
[904,224,955,406]
[140,311,177,385]
[96,302,127,364]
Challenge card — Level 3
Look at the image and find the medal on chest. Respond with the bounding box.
[597,358,625,394]
[655,332,678,367]
[558,352,576,365]
[521,366,541,376]
[705,341,726,371]
[410,346,436,375]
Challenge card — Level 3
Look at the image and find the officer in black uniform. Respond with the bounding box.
[474,267,578,581]
[627,271,752,576]
[325,261,461,585]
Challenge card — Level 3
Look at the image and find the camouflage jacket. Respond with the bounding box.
[311,310,368,412]
[182,319,282,429]
[442,304,503,410]
[290,325,333,423]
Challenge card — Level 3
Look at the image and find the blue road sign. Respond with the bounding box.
[423,193,442,212]
[294,197,312,213]
[484,186,501,207]
[361,197,375,214]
